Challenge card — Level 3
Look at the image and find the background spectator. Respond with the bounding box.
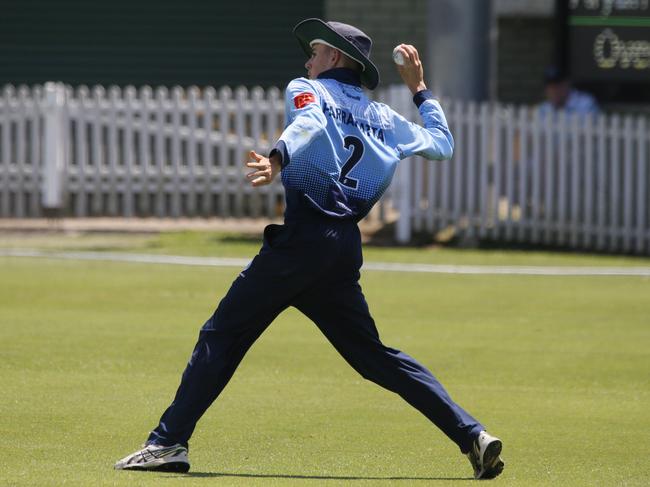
[539,66,599,116]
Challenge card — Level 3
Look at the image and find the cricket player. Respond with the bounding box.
[115,18,504,480]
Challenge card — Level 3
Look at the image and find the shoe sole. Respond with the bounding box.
[479,439,504,479]
[123,461,190,473]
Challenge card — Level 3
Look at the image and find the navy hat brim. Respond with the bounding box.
[293,18,380,90]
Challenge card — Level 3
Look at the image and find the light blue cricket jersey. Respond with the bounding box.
[271,68,454,222]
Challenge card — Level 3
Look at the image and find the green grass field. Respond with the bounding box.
[1,231,649,486]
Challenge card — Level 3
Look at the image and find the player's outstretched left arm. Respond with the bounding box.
[245,150,282,187]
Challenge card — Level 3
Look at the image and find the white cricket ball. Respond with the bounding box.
[392,46,405,66]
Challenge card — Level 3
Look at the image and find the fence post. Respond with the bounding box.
[389,85,413,244]
[395,157,412,244]
[42,82,65,210]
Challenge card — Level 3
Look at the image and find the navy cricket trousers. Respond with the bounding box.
[147,218,483,453]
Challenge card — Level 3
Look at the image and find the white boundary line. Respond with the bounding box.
[2,249,650,277]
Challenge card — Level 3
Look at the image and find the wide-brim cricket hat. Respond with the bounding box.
[293,18,380,90]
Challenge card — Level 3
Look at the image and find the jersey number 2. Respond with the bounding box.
[339,136,364,190]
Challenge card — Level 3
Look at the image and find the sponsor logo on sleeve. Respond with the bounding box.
[294,92,316,109]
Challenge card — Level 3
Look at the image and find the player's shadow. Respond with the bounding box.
[174,471,473,481]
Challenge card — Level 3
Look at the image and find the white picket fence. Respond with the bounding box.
[1,82,649,254]
[393,97,650,254]
[0,82,293,220]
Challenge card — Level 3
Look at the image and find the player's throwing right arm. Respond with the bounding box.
[391,44,454,162]
[394,44,427,95]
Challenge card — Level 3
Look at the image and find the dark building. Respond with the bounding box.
[2,0,647,110]
[0,0,323,88]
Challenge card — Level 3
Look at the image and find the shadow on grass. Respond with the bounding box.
[215,234,263,244]
[166,471,473,481]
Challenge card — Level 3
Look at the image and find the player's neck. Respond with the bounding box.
[316,68,361,87]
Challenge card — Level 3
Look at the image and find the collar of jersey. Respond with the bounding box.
[316,68,362,87]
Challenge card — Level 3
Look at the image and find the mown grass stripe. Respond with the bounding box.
[3,249,650,277]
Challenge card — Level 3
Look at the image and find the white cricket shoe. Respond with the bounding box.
[466,431,504,480]
[114,443,190,472]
